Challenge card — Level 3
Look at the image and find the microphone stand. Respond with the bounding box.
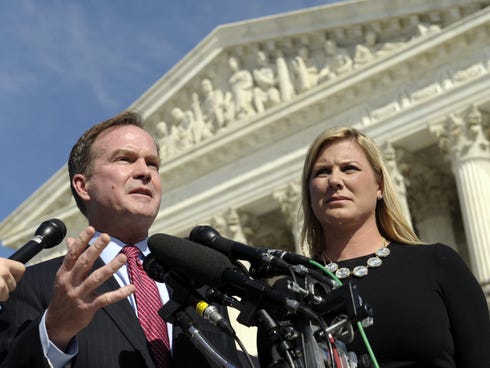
[155,276,240,368]
[172,310,238,368]
[158,308,238,368]
[144,256,242,367]
[256,309,297,368]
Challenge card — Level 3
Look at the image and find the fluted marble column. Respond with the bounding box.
[273,182,303,255]
[429,105,490,282]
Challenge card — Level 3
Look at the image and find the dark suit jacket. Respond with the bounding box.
[0,256,243,368]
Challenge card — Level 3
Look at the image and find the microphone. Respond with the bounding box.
[9,219,67,263]
[205,287,243,310]
[148,233,232,287]
[188,225,293,270]
[148,233,318,322]
[143,253,235,336]
[264,249,310,265]
[249,250,312,279]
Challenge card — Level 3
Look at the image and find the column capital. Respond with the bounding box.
[408,163,454,220]
[429,105,490,165]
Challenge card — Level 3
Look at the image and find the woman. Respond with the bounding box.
[300,127,489,367]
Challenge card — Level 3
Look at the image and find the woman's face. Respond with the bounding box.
[309,139,382,230]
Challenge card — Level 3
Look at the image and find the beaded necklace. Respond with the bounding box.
[322,238,390,279]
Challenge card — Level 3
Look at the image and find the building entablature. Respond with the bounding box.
[144,2,490,193]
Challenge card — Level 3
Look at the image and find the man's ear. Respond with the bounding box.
[72,174,90,201]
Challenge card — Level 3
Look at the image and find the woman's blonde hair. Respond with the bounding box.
[300,127,421,258]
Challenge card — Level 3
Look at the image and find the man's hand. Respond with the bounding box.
[45,226,135,351]
[0,258,26,301]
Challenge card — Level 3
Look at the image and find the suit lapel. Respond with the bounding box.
[93,257,156,368]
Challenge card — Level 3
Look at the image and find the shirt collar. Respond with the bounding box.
[92,232,150,264]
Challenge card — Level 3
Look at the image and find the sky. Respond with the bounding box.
[0,0,341,256]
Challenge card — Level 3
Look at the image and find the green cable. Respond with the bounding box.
[356,321,380,368]
[308,260,380,368]
[309,260,342,286]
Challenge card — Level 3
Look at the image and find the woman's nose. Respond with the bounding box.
[328,171,343,189]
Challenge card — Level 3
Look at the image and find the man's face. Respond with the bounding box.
[76,125,162,234]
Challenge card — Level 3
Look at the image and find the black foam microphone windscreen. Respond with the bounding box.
[147,233,235,287]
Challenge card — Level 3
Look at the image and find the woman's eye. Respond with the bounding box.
[313,168,330,176]
[343,165,358,172]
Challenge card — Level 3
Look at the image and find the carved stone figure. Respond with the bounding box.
[156,121,178,160]
[353,30,380,68]
[415,22,442,37]
[252,50,281,113]
[200,78,226,131]
[318,39,353,83]
[190,92,213,142]
[291,46,318,93]
[354,29,411,65]
[274,49,295,101]
[191,91,204,123]
[171,107,194,150]
[228,56,256,119]
[225,208,248,244]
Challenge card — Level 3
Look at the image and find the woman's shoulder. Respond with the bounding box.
[390,241,456,254]
[390,241,470,271]
[389,242,465,264]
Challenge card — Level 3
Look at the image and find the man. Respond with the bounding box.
[0,258,25,301]
[0,111,242,367]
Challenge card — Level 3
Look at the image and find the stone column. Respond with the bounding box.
[382,143,413,228]
[429,105,490,282]
[408,164,458,249]
[273,182,303,255]
[209,208,258,356]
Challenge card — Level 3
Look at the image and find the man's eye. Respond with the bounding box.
[148,162,160,170]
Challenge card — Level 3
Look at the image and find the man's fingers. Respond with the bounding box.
[82,253,128,292]
[0,258,25,283]
[81,253,135,310]
[94,284,136,310]
[0,274,17,302]
[68,232,111,282]
[0,259,24,301]
[9,262,26,282]
[5,273,17,293]
[0,286,9,302]
[62,226,97,271]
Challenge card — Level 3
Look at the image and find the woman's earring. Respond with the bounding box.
[377,193,383,200]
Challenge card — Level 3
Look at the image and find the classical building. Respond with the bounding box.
[1,0,489,354]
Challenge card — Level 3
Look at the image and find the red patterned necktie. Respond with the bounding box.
[122,245,171,367]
